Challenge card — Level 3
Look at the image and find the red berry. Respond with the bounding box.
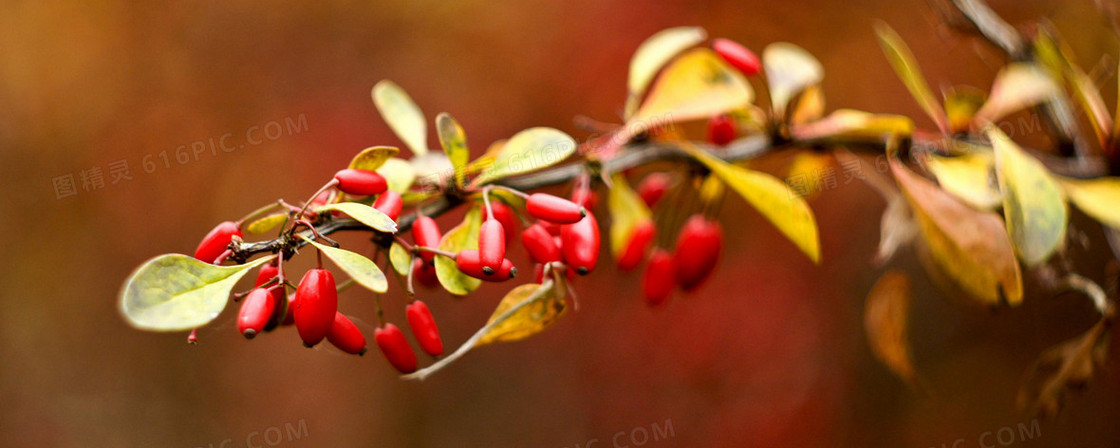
[255,263,287,331]
[455,249,517,281]
[412,258,439,287]
[617,220,656,271]
[293,269,338,347]
[637,173,671,208]
[281,293,296,326]
[712,38,761,76]
[411,216,442,264]
[373,190,403,221]
[334,168,388,196]
[406,300,443,356]
[522,223,562,264]
[533,263,545,283]
[707,114,736,146]
[643,249,676,306]
[539,220,562,236]
[375,324,417,373]
[238,288,276,339]
[673,215,723,291]
[571,188,599,211]
[526,193,585,224]
[485,201,520,236]
[560,213,600,275]
[478,220,506,275]
[327,312,367,355]
[194,221,242,264]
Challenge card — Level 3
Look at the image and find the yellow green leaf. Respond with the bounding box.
[434,206,483,295]
[763,42,823,119]
[624,26,708,119]
[890,156,1023,305]
[244,213,287,235]
[974,64,1058,124]
[316,202,398,233]
[472,127,577,186]
[300,236,388,293]
[389,242,412,276]
[477,282,567,346]
[377,158,416,193]
[632,48,753,125]
[685,146,820,263]
[436,113,470,187]
[864,270,920,386]
[348,146,400,171]
[607,173,653,258]
[119,254,276,331]
[789,84,825,126]
[943,85,987,134]
[874,23,949,133]
[1057,176,1120,230]
[372,80,428,156]
[790,109,914,144]
[924,152,1001,210]
[988,127,1068,266]
[697,174,726,205]
[784,151,833,199]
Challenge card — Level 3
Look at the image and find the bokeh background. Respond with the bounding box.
[3,0,1119,446]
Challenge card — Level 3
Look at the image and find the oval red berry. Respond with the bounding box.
[334,168,388,196]
[411,216,442,264]
[194,221,242,264]
[327,312,367,355]
[373,190,403,221]
[637,173,671,208]
[478,220,506,274]
[617,220,656,271]
[238,288,276,339]
[560,213,600,275]
[293,268,338,347]
[522,223,561,264]
[406,300,443,357]
[673,215,723,291]
[526,193,585,224]
[707,114,736,146]
[375,323,418,373]
[455,249,517,281]
[712,38,761,76]
[643,249,676,306]
[485,201,520,236]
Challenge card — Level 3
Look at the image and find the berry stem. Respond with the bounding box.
[414,246,457,259]
[482,187,495,220]
[236,202,283,227]
[290,178,340,234]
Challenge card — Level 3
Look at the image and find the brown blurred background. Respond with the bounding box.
[2,0,1119,446]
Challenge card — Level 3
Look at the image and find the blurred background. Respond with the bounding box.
[2,0,1119,446]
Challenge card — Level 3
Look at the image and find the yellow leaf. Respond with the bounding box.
[790,109,913,143]
[697,174,725,205]
[864,270,920,386]
[789,84,825,126]
[784,151,834,199]
[624,26,708,119]
[436,113,470,187]
[389,242,411,276]
[300,236,388,293]
[989,127,1068,266]
[244,213,287,235]
[974,64,1058,124]
[632,48,753,125]
[763,42,823,119]
[477,283,567,346]
[473,127,577,185]
[685,146,820,263]
[372,80,428,156]
[377,158,416,193]
[890,156,1023,305]
[874,23,949,133]
[607,173,653,258]
[943,85,986,134]
[1057,176,1120,230]
[924,152,1001,210]
[434,206,482,295]
[348,146,399,171]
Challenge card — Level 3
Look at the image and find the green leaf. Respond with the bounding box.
[1057,176,1120,230]
[372,80,428,156]
[974,64,1059,124]
[624,26,708,118]
[477,282,567,346]
[389,242,412,276]
[377,158,416,193]
[924,152,1001,210]
[245,213,287,235]
[874,23,949,133]
[348,146,400,171]
[988,127,1068,266]
[436,113,470,187]
[434,206,483,295]
[607,173,653,258]
[763,42,823,119]
[890,156,1023,305]
[316,202,398,233]
[119,254,276,331]
[632,48,753,125]
[685,146,820,263]
[473,127,577,186]
[300,236,388,293]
